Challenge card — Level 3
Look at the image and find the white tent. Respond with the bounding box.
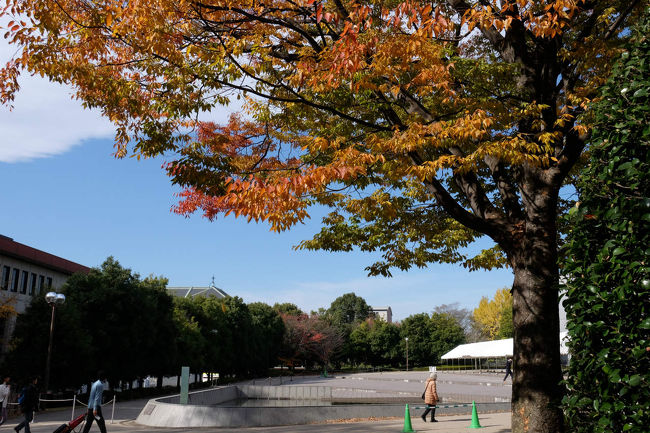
[442,338,513,359]
[441,332,569,360]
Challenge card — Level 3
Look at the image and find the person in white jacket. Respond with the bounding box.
[0,376,11,425]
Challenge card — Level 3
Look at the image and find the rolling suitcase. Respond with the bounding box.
[52,413,86,433]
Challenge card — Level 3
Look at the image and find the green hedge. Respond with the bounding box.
[561,10,650,433]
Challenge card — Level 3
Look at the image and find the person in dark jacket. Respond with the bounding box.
[14,376,39,433]
[503,357,513,382]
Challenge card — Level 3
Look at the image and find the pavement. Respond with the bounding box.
[245,370,512,403]
[6,371,511,432]
[13,407,511,433]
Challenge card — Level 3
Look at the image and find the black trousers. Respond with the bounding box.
[15,410,33,433]
[421,405,436,421]
[82,407,107,433]
[504,369,513,381]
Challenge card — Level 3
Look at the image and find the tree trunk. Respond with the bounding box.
[509,179,565,433]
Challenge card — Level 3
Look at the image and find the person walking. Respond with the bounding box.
[0,376,10,425]
[420,372,439,422]
[13,376,38,433]
[82,371,107,433]
[503,357,513,382]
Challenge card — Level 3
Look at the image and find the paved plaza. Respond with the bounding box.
[245,370,512,403]
[12,371,511,432]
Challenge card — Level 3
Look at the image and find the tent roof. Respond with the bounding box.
[441,332,569,359]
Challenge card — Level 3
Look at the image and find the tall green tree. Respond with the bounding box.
[349,317,402,367]
[62,258,178,386]
[327,293,374,326]
[3,258,177,390]
[367,319,402,367]
[401,312,465,367]
[561,12,650,433]
[428,312,467,363]
[326,293,374,365]
[348,320,372,366]
[2,294,92,390]
[248,302,285,373]
[273,303,304,316]
[172,297,209,376]
[401,313,435,367]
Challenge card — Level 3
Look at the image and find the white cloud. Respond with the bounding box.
[0,23,113,162]
[0,35,242,163]
[0,73,116,162]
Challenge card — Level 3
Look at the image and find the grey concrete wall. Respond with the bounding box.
[135,386,508,428]
[239,385,331,400]
[154,386,241,405]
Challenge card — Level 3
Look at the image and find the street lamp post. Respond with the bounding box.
[405,337,409,371]
[44,292,65,395]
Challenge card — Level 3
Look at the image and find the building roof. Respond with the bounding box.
[0,235,90,275]
[441,332,569,359]
[167,285,229,299]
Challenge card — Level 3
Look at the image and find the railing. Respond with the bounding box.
[8,395,117,424]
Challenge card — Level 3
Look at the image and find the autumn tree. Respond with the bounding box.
[277,313,313,369]
[472,287,513,339]
[308,316,345,370]
[1,1,646,431]
[278,313,342,370]
[0,296,16,351]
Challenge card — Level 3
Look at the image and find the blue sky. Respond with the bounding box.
[0,38,514,321]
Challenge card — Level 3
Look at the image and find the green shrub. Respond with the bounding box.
[561,10,650,433]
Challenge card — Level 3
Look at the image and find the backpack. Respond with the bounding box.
[17,387,26,405]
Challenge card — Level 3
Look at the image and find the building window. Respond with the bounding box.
[29,273,37,296]
[46,277,53,289]
[20,270,28,294]
[1,266,9,290]
[39,275,45,294]
[11,269,19,292]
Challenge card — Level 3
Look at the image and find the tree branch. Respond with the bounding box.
[407,150,507,241]
[605,0,642,39]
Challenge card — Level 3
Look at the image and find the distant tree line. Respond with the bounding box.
[1,258,504,391]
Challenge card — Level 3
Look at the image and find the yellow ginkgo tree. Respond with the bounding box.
[473,288,513,339]
[1,1,646,432]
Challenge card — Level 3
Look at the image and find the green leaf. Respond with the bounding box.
[640,318,650,330]
[629,375,642,386]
